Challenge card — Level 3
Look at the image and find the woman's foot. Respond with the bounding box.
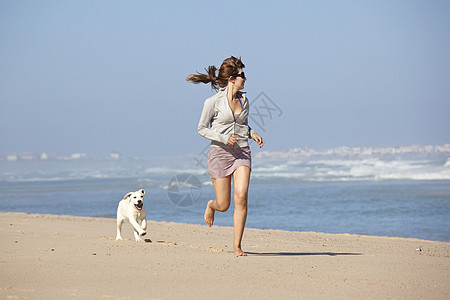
[234,246,247,256]
[204,200,215,227]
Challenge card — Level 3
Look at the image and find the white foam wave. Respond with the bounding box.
[1,151,449,183]
[252,157,450,181]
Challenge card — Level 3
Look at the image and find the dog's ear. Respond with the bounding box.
[141,189,145,195]
[123,192,133,201]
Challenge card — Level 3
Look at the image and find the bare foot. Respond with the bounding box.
[204,200,215,227]
[234,246,247,256]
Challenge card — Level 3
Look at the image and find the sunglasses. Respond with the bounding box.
[232,72,246,79]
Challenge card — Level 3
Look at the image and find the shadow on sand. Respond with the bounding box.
[246,252,362,257]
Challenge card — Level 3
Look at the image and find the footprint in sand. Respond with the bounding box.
[189,245,224,252]
[158,241,177,246]
[205,246,224,252]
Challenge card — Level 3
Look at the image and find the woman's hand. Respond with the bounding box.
[252,133,264,148]
[227,135,238,146]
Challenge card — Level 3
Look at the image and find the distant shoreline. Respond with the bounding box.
[1,143,449,162]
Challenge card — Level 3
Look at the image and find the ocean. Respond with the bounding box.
[1,144,449,242]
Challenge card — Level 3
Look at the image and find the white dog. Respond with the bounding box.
[116,189,147,242]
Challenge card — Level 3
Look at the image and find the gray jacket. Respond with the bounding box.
[198,87,256,149]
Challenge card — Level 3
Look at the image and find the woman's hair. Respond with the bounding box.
[186,56,245,90]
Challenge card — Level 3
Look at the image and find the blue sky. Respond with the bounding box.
[1,0,449,157]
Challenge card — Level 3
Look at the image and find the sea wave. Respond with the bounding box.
[1,145,449,183]
[251,157,450,181]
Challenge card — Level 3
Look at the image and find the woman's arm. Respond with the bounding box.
[251,132,264,148]
[246,98,264,148]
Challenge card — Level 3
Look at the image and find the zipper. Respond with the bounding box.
[225,89,245,147]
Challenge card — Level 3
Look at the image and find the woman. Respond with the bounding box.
[186,56,264,256]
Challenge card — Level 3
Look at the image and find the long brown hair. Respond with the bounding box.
[186,56,245,90]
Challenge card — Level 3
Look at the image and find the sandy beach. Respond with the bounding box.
[0,212,449,299]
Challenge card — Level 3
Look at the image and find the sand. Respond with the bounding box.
[0,212,449,299]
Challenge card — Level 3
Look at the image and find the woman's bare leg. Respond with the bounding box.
[204,175,231,227]
[232,166,251,256]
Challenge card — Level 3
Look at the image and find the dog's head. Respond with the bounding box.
[123,189,145,211]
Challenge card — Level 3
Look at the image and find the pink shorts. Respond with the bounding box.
[208,146,252,179]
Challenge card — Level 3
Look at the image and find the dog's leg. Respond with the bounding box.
[116,218,124,240]
[129,218,146,241]
[133,229,143,242]
[141,218,147,231]
[134,219,145,242]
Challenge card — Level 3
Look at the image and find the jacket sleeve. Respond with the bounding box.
[197,99,230,145]
[246,98,257,138]
[248,125,257,139]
